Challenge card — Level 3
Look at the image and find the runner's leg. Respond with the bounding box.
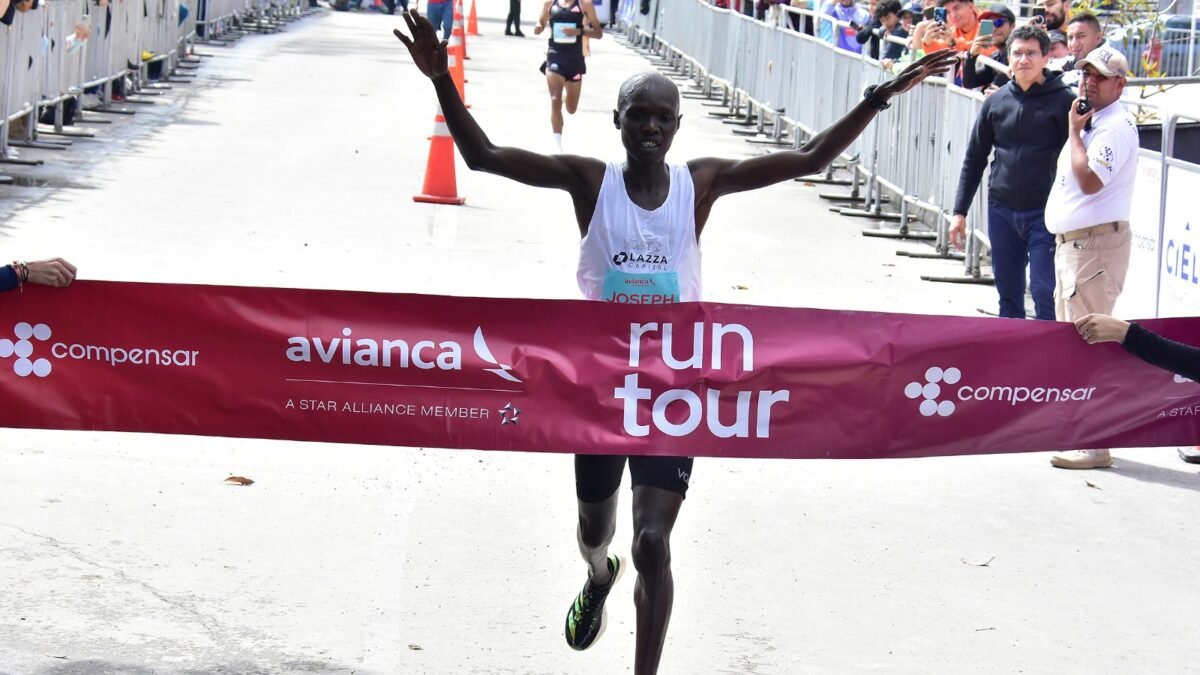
[547,72,566,134]
[575,454,624,582]
[564,79,582,116]
[631,485,683,675]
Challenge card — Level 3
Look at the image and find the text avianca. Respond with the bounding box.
[287,327,461,370]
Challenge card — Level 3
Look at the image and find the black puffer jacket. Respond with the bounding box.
[953,70,1076,215]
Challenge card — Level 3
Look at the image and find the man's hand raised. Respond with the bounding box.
[393,9,449,80]
[877,49,958,100]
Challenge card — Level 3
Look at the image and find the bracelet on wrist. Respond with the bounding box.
[862,84,891,111]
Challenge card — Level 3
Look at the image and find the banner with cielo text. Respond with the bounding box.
[0,281,1197,459]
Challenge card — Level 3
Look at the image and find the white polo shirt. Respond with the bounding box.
[1045,101,1139,234]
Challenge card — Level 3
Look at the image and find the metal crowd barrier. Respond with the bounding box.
[617,0,1200,318]
[2,1,54,162]
[2,0,315,179]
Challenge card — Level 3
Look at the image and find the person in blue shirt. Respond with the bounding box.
[823,0,871,53]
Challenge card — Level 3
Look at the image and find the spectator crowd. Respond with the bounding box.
[704,0,1189,468]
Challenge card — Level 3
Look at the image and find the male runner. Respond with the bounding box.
[394,11,954,673]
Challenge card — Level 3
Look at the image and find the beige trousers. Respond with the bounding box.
[1053,227,1133,322]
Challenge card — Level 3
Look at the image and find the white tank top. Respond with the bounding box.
[577,162,702,304]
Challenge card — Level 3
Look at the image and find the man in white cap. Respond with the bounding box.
[1044,44,1139,470]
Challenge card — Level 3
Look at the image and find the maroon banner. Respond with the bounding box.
[0,281,1196,458]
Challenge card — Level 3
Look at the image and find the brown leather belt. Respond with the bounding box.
[1055,221,1129,244]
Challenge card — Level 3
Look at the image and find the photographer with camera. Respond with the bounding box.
[950,26,1074,322]
[1044,45,1138,470]
[1035,0,1069,31]
[919,0,980,54]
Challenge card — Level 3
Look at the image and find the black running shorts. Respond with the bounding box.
[546,55,586,82]
[574,454,693,503]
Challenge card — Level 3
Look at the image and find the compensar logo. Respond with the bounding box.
[0,320,200,379]
[904,366,960,417]
[904,365,1097,418]
[0,321,53,378]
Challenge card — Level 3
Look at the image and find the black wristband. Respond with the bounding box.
[863,84,891,111]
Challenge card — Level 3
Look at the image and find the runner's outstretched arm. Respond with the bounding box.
[688,50,958,202]
[394,10,602,194]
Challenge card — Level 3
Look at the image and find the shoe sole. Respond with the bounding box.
[568,555,626,652]
[1049,458,1114,469]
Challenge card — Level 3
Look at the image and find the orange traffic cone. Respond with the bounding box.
[413,106,466,205]
[453,0,469,60]
[448,34,469,106]
[467,0,480,36]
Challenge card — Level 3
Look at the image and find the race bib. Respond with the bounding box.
[601,270,680,304]
[551,21,575,43]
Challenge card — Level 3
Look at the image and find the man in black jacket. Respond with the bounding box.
[949,26,1075,320]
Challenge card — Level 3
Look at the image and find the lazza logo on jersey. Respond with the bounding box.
[285,326,521,384]
[905,365,1096,417]
[612,251,670,266]
[0,320,201,379]
[611,237,669,269]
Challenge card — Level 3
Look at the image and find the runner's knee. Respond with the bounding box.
[631,527,671,575]
[578,511,615,549]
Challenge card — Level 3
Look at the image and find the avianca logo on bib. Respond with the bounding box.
[285,326,521,384]
[905,365,1096,417]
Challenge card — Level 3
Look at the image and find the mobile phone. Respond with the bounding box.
[933,7,947,23]
[1031,6,1045,22]
[978,19,994,36]
[922,6,934,20]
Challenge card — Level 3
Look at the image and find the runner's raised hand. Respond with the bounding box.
[393,9,448,80]
[877,49,958,99]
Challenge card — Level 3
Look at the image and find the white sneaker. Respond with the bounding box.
[1050,449,1113,470]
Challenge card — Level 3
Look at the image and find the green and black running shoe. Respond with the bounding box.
[564,554,624,651]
